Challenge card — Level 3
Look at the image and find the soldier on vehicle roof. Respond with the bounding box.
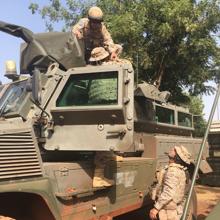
[85,46,125,188]
[149,145,191,220]
[72,6,122,63]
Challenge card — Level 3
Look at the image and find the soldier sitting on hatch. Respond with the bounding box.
[149,145,191,220]
[72,6,122,63]
[89,47,129,65]
[87,47,125,188]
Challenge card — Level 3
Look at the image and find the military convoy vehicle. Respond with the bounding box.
[0,21,211,220]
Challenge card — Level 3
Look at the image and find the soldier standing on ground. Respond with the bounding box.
[149,145,191,220]
[72,6,122,63]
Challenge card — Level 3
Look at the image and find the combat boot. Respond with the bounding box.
[114,155,123,162]
[93,168,114,188]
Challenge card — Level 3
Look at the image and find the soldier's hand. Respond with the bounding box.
[110,52,117,60]
[0,216,15,220]
[149,208,158,220]
[74,30,83,39]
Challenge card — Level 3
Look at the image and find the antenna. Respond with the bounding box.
[136,52,139,88]
[182,83,220,220]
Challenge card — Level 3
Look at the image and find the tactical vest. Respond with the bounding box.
[83,21,105,52]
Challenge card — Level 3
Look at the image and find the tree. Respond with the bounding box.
[29,0,220,103]
[97,0,220,103]
[186,95,206,137]
[29,0,95,31]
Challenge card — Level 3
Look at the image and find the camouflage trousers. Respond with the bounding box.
[159,209,179,220]
[93,151,123,187]
[94,151,123,168]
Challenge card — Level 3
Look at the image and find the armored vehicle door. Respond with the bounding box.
[43,63,134,152]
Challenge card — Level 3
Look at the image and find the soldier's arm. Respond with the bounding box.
[72,18,87,38]
[154,167,179,210]
[102,24,116,53]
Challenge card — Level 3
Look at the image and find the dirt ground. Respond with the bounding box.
[196,185,220,220]
[115,184,220,220]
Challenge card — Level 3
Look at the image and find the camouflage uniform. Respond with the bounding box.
[89,47,130,65]
[72,18,121,62]
[87,47,124,187]
[154,163,187,220]
[0,216,15,220]
[93,152,123,187]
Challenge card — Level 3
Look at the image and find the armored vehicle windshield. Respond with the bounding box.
[0,79,29,117]
[57,71,118,107]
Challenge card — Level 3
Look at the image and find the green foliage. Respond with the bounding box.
[185,95,207,137]
[97,0,220,103]
[29,0,220,103]
[29,0,96,31]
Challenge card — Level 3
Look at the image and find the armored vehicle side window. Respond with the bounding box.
[56,71,118,106]
[155,105,175,124]
[178,112,192,127]
[0,80,28,116]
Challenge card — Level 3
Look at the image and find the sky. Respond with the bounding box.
[0,0,218,121]
[0,0,45,83]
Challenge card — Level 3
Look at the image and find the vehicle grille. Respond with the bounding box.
[0,130,43,180]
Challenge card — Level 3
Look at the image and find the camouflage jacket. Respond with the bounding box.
[72,18,116,53]
[154,163,187,211]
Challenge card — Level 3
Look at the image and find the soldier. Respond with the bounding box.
[0,216,15,220]
[89,46,110,65]
[89,47,129,65]
[72,6,122,63]
[88,48,118,105]
[87,47,124,188]
[93,152,121,188]
[149,145,191,220]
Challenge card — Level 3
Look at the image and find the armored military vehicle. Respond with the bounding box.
[0,21,211,220]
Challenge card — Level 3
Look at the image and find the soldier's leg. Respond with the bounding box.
[0,216,15,220]
[93,151,115,188]
[85,49,92,64]
[111,153,123,162]
[166,210,178,220]
[115,44,123,56]
[158,209,168,220]
[177,203,184,220]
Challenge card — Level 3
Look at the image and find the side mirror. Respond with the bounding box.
[26,68,42,105]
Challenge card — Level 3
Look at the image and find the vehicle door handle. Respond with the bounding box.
[107,129,126,137]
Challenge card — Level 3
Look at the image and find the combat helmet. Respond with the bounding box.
[174,145,191,165]
[89,47,109,62]
[88,6,103,21]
